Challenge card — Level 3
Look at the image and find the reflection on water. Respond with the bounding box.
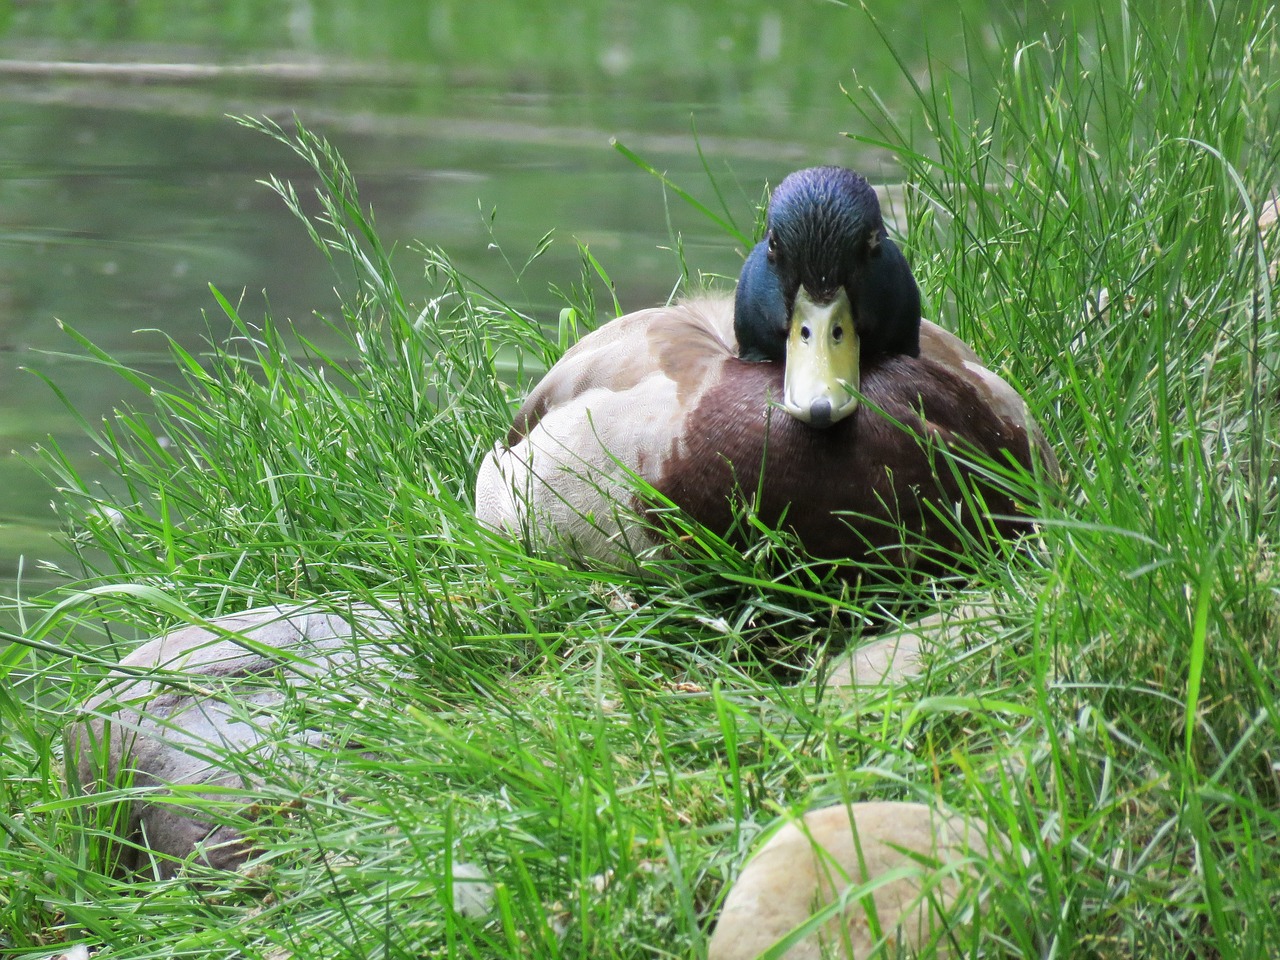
[0,0,1026,596]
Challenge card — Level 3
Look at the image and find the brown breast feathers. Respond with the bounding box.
[651,353,1036,574]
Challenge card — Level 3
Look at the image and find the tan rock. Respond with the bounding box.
[1259,192,1279,231]
[1260,192,1279,282]
[824,602,997,692]
[825,630,924,688]
[708,801,993,960]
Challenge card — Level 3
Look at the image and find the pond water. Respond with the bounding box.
[0,0,1069,601]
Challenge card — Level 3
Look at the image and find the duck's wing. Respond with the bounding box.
[476,298,738,564]
[918,320,1059,481]
[506,309,668,445]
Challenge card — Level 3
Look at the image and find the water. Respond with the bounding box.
[0,0,1029,601]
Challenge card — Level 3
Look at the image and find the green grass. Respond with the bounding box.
[3,1,1280,956]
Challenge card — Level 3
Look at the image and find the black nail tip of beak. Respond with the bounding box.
[809,398,833,428]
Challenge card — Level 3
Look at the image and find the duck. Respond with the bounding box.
[475,166,1055,578]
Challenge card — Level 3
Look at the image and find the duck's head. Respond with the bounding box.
[734,166,922,428]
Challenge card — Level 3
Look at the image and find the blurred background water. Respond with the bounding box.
[0,0,1076,602]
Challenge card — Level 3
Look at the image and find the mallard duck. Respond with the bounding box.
[475,166,1054,576]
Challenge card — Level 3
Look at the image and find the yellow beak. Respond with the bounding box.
[781,286,860,427]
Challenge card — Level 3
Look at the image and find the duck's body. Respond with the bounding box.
[476,167,1054,574]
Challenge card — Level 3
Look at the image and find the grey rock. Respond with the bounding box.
[31,947,91,960]
[71,602,402,876]
[450,860,495,918]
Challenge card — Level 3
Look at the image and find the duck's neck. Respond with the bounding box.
[733,240,787,363]
[854,234,922,360]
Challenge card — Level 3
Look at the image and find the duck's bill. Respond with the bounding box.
[781,287,860,427]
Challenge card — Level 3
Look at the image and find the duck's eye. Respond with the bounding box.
[832,325,844,343]
[766,234,778,263]
[800,325,812,342]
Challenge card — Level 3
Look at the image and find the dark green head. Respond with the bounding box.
[733,166,922,426]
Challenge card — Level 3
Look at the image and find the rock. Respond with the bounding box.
[708,801,995,960]
[1259,192,1279,232]
[32,947,91,960]
[824,602,997,691]
[827,631,924,688]
[450,860,495,918]
[1259,192,1279,282]
[72,602,402,876]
